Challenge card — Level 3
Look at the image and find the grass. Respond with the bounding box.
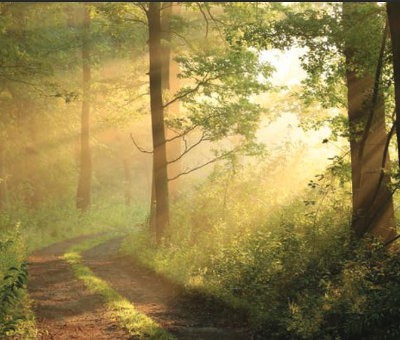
[63,233,175,339]
[0,199,147,338]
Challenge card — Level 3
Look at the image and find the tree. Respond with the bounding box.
[133,2,270,242]
[387,2,400,169]
[233,2,396,241]
[149,2,181,234]
[162,2,182,199]
[146,2,170,243]
[342,3,395,241]
[76,4,92,211]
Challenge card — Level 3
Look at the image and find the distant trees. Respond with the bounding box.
[76,4,92,212]
[0,3,147,214]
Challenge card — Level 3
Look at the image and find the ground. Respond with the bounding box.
[28,235,251,339]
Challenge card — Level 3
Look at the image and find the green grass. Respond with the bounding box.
[63,234,175,340]
[0,199,147,338]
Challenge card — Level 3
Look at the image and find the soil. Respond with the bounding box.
[28,235,252,340]
[27,234,131,339]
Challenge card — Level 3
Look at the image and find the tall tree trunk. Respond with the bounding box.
[343,3,395,242]
[0,143,8,210]
[147,2,169,244]
[161,2,182,200]
[149,171,157,234]
[387,3,400,168]
[76,4,92,211]
[123,158,132,206]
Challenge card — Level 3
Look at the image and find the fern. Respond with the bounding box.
[0,262,28,336]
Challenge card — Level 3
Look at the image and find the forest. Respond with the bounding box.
[1,2,400,339]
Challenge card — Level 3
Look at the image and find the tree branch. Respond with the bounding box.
[135,2,148,14]
[167,131,209,165]
[361,117,396,236]
[368,120,395,208]
[168,149,235,181]
[130,133,153,154]
[163,77,206,108]
[358,21,388,159]
[384,233,400,247]
[125,17,147,26]
[196,2,209,38]
[204,3,226,44]
[165,124,198,143]
[163,75,213,109]
[170,30,196,51]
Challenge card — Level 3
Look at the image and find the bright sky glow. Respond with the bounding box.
[260,48,307,86]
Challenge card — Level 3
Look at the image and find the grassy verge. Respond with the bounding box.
[0,200,147,338]
[0,222,37,339]
[63,233,174,340]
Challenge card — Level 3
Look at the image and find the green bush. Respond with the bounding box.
[122,164,400,339]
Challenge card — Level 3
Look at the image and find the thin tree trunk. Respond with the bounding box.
[0,143,8,210]
[76,4,92,211]
[147,2,169,244]
[387,3,400,168]
[149,171,157,234]
[162,2,182,200]
[123,158,132,206]
[343,3,396,242]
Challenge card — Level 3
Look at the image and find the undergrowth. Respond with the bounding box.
[0,198,147,338]
[0,219,37,338]
[121,165,400,339]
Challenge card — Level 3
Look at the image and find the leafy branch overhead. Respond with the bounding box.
[168,48,272,145]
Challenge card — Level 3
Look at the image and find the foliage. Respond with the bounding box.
[0,2,399,339]
[122,156,400,339]
[0,262,27,336]
[0,220,36,338]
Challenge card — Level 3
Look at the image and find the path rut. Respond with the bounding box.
[28,234,131,339]
[28,234,251,339]
[83,237,250,340]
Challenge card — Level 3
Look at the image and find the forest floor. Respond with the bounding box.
[27,234,250,339]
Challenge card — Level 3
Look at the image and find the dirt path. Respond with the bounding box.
[27,235,131,339]
[28,235,251,339]
[83,237,250,339]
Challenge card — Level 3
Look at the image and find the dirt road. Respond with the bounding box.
[28,235,251,339]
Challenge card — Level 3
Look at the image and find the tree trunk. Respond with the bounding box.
[343,3,396,242]
[147,2,169,244]
[0,143,8,210]
[149,171,157,234]
[76,4,92,212]
[162,2,182,200]
[123,158,132,206]
[387,2,400,168]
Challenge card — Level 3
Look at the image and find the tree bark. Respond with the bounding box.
[149,171,157,234]
[147,2,169,244]
[161,2,182,200]
[343,3,396,242]
[123,158,132,206]
[0,143,8,210]
[387,2,400,168]
[76,4,92,212]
